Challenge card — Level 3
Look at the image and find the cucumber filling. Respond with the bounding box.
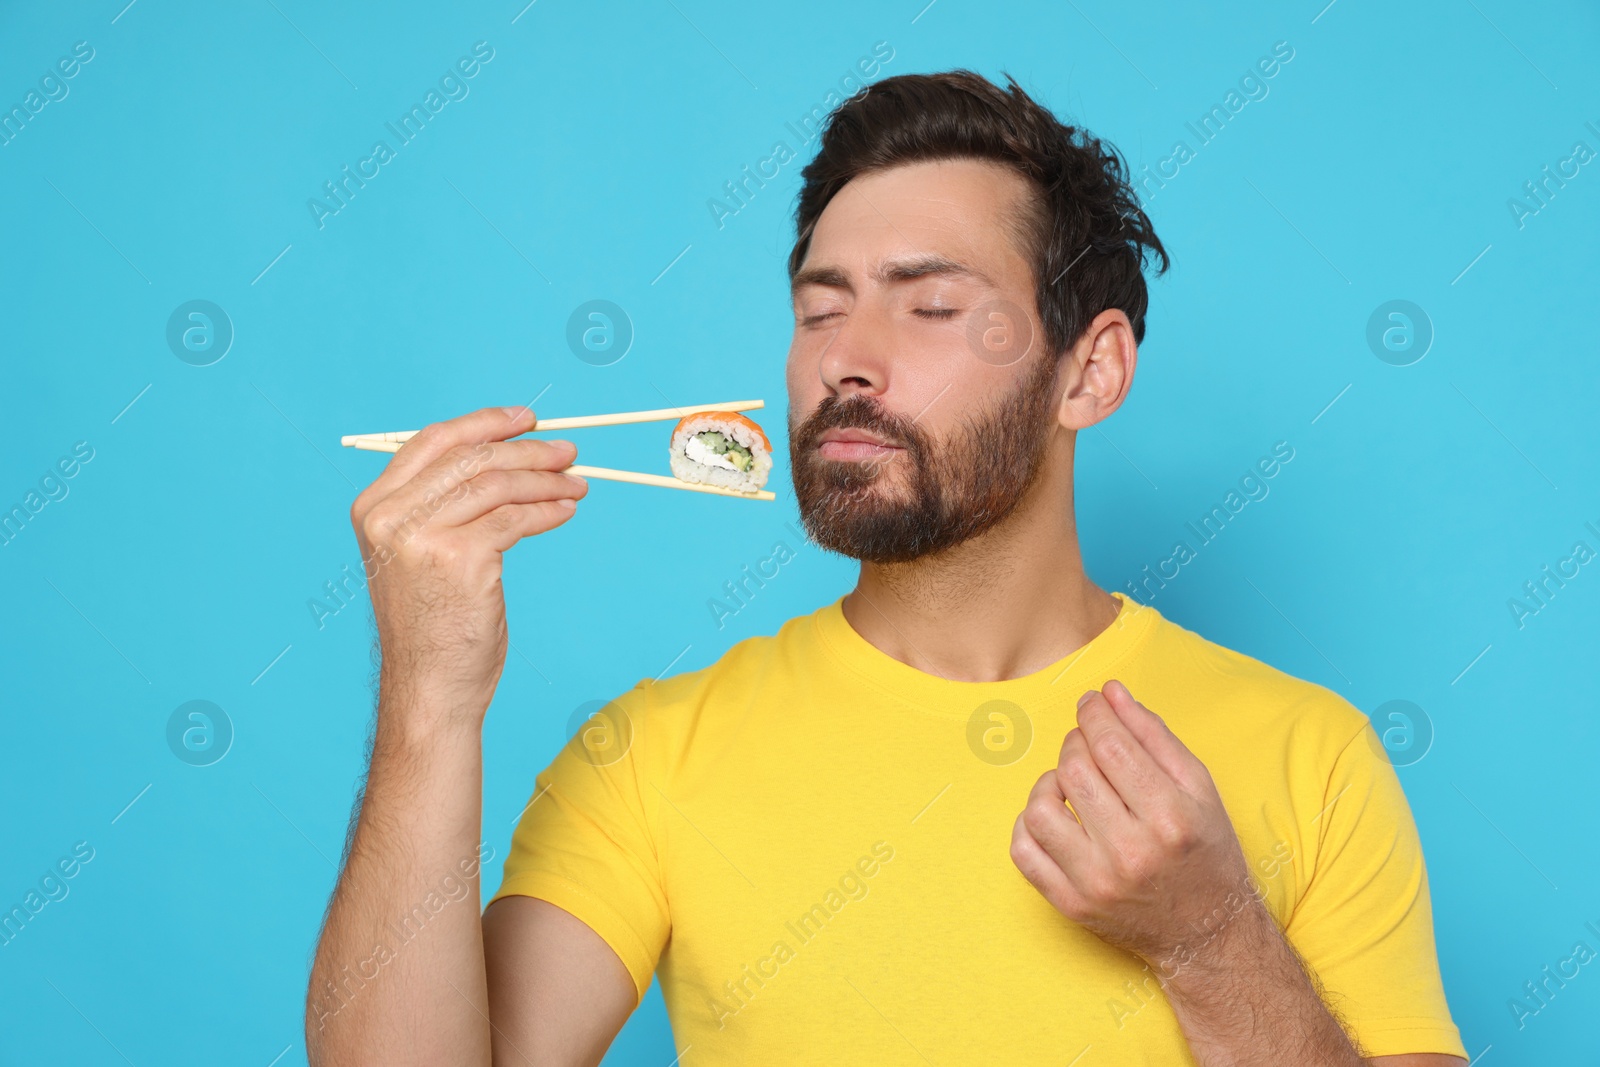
[693,430,754,472]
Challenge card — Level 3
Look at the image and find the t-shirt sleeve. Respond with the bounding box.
[487,684,669,1006]
[1283,716,1468,1060]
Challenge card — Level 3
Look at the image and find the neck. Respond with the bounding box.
[840,448,1120,684]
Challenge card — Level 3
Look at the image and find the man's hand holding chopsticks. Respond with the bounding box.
[348,405,588,724]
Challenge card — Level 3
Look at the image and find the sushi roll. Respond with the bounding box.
[669,410,773,493]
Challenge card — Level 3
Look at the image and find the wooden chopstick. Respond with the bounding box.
[564,464,775,501]
[340,399,764,447]
[342,441,774,501]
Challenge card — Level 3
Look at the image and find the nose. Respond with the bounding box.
[817,304,893,399]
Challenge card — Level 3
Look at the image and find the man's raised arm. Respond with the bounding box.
[304,406,632,1066]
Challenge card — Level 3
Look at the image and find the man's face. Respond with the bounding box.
[786,158,1063,563]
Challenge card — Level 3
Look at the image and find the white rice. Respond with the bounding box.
[669,414,773,492]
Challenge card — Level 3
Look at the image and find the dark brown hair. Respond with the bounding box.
[787,69,1170,356]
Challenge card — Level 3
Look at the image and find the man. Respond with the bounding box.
[306,70,1468,1065]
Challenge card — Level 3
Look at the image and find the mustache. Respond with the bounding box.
[793,395,922,454]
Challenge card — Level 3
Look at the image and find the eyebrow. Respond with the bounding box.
[790,254,995,296]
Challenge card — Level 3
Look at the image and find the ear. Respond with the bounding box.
[1057,309,1137,430]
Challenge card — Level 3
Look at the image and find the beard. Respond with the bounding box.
[788,350,1062,564]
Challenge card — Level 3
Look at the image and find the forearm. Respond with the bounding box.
[305,695,491,1066]
[1161,900,1365,1067]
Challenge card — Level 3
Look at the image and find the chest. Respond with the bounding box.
[643,701,1306,1059]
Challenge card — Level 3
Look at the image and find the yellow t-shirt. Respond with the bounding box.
[490,591,1467,1064]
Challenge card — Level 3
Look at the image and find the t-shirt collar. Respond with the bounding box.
[810,589,1159,719]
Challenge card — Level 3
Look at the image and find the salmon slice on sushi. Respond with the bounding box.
[669,410,773,493]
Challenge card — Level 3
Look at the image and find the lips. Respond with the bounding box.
[816,427,902,461]
[819,428,897,447]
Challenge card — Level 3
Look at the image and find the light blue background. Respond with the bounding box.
[3,0,1597,1063]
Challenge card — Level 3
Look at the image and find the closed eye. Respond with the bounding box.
[915,308,959,320]
[800,312,841,326]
